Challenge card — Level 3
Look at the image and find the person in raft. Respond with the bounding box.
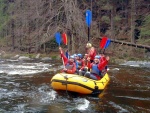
[84,55,109,80]
[86,43,97,63]
[99,54,109,75]
[75,54,85,74]
[59,47,76,74]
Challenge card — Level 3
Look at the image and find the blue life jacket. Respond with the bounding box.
[76,60,82,69]
[91,63,101,75]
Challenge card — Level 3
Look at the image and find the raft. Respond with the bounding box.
[51,73,110,94]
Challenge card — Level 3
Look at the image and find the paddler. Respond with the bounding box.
[84,55,109,80]
[59,47,76,74]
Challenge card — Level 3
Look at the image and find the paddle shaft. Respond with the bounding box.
[55,32,65,69]
[88,27,90,41]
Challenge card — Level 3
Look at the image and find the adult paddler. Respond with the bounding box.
[86,42,97,63]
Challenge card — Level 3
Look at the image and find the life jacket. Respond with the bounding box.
[91,63,101,76]
[76,60,82,69]
[65,62,74,70]
[83,58,87,66]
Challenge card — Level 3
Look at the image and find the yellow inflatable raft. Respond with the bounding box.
[51,73,110,94]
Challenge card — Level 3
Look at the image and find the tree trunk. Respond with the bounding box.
[71,33,74,54]
[131,0,136,43]
[111,5,115,40]
[11,18,15,51]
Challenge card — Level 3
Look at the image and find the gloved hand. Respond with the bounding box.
[63,68,67,72]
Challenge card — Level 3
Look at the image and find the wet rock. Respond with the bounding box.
[41,57,52,62]
[145,52,150,59]
[11,54,20,60]
[0,51,6,57]
[18,56,32,61]
[35,53,41,59]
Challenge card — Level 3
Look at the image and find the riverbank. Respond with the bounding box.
[1,50,150,65]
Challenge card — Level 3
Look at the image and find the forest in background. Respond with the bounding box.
[0,0,150,59]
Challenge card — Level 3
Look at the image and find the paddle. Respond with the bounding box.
[103,39,111,53]
[99,37,108,54]
[62,32,69,58]
[86,10,92,42]
[55,32,61,46]
[100,37,108,49]
[55,32,65,68]
[62,32,68,45]
[104,39,111,49]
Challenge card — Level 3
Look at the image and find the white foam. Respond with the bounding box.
[120,61,150,68]
[0,70,4,73]
[109,101,129,113]
[0,62,53,75]
[112,68,120,71]
[116,96,150,101]
[76,99,90,110]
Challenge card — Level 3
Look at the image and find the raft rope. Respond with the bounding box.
[59,73,79,97]
[63,75,69,97]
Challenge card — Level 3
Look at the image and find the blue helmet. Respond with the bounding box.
[77,54,82,58]
[94,55,100,59]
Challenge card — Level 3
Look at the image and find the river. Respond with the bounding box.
[0,59,150,113]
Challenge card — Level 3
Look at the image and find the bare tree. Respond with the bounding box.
[131,0,136,43]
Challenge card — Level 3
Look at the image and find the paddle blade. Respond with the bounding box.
[65,50,69,59]
[55,32,61,46]
[62,33,68,45]
[104,39,111,49]
[100,37,108,49]
[86,10,92,27]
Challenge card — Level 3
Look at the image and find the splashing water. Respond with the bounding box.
[76,98,90,110]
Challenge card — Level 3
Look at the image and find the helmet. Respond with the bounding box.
[77,54,82,58]
[73,54,77,57]
[69,55,74,59]
[94,55,100,59]
[86,43,92,48]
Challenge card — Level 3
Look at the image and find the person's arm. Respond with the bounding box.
[86,57,92,70]
[66,63,76,74]
[79,60,85,70]
[59,47,68,65]
[100,54,105,62]
[98,56,109,71]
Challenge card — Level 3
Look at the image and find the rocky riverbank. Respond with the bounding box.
[1,50,150,66]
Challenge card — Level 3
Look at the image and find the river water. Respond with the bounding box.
[0,59,150,113]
